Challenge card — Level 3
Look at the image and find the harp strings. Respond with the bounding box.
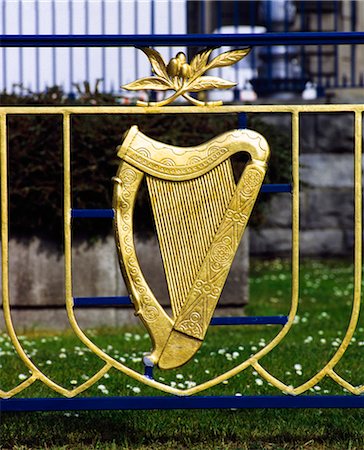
[147,160,236,319]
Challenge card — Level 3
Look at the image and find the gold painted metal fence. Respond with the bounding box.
[0,104,363,400]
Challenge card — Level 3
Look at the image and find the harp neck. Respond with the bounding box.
[117,126,269,181]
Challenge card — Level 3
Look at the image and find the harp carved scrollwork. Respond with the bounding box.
[113,126,270,370]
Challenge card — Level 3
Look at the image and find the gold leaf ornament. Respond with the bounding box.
[208,48,251,69]
[189,48,214,73]
[188,76,236,92]
[122,46,251,107]
[123,77,172,91]
[139,47,170,79]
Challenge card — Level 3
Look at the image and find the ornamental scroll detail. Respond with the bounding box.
[122,47,251,107]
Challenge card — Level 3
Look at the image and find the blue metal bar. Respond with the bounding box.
[148,0,157,101]
[2,395,364,412]
[284,0,289,86]
[35,0,40,92]
[68,0,73,93]
[151,0,155,35]
[334,0,339,87]
[2,0,6,90]
[266,2,272,93]
[168,0,172,59]
[238,113,247,129]
[351,0,357,87]
[317,1,322,30]
[73,296,131,306]
[101,0,106,92]
[85,0,90,84]
[217,0,222,80]
[266,1,272,32]
[168,0,173,59]
[211,316,288,326]
[118,0,122,88]
[200,0,205,34]
[73,296,287,325]
[317,1,323,89]
[71,185,291,219]
[144,365,154,379]
[249,0,255,28]
[262,184,292,193]
[18,0,23,88]
[300,1,306,81]
[51,0,57,86]
[233,0,239,29]
[2,32,364,47]
[217,1,222,31]
[71,209,114,218]
[71,185,291,218]
[249,1,256,73]
[135,0,139,79]
[233,0,239,101]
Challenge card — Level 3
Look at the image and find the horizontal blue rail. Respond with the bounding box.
[211,316,288,326]
[71,209,114,218]
[73,296,130,306]
[2,395,364,411]
[1,32,364,47]
[71,185,291,219]
[262,184,291,193]
[73,297,286,326]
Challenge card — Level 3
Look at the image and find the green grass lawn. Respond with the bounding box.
[1,258,364,449]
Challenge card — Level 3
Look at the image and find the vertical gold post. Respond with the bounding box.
[0,114,43,393]
[354,111,363,312]
[352,110,362,328]
[63,113,73,310]
[0,115,41,393]
[331,110,363,357]
[290,111,300,322]
[0,113,18,346]
[325,110,363,366]
[1,114,8,311]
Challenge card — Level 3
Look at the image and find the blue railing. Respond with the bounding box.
[0,0,362,97]
[5,395,364,412]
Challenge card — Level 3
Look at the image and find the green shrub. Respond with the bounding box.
[1,86,291,243]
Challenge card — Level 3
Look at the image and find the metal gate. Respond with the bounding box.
[1,33,364,411]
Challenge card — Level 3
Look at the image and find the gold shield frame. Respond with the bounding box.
[1,105,363,399]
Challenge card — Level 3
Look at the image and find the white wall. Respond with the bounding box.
[0,0,187,94]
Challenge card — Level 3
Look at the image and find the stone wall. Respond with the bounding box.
[0,232,249,330]
[250,107,360,256]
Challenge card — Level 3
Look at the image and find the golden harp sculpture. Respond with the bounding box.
[113,126,270,370]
